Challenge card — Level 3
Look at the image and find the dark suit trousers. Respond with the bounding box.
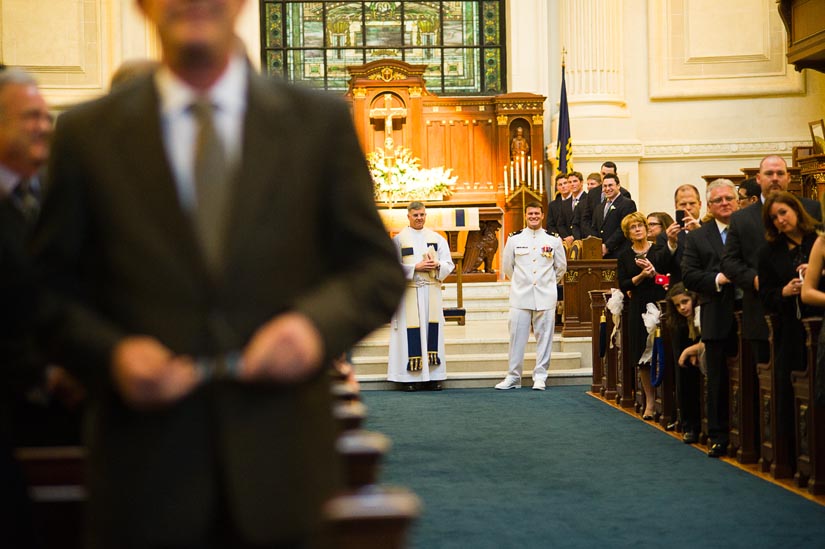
[676,364,701,434]
[704,334,737,445]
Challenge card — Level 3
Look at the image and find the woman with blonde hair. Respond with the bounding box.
[617,211,673,419]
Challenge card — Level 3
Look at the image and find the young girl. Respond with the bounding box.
[665,283,703,444]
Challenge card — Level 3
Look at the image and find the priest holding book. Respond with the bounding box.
[388,201,454,391]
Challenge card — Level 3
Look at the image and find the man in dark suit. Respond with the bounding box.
[0,66,53,549]
[545,173,570,236]
[600,160,632,200]
[681,179,740,457]
[722,155,821,364]
[571,172,600,239]
[557,170,584,245]
[591,173,636,258]
[31,1,405,547]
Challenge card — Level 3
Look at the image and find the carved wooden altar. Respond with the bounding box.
[344,60,546,281]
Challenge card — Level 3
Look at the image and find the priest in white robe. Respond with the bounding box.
[388,202,454,391]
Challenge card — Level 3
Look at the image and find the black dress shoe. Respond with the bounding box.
[665,421,679,432]
[428,381,443,391]
[404,383,418,392]
[642,414,654,421]
[682,432,699,444]
[708,442,727,458]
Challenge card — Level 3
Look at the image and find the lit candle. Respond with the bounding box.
[510,162,515,187]
[503,167,508,196]
[539,169,544,195]
[527,156,532,188]
[521,156,525,185]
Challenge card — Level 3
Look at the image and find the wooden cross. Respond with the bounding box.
[369,93,407,150]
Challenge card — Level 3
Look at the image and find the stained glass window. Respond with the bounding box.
[260,1,505,95]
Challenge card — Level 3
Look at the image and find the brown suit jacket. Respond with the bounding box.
[32,71,404,546]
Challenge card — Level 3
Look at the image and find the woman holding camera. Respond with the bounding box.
[617,212,673,420]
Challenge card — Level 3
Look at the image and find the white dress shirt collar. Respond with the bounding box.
[153,54,248,210]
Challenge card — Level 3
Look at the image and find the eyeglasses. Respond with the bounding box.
[709,196,736,204]
[647,222,662,226]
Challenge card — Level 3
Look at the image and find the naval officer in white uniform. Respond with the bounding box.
[495,201,567,391]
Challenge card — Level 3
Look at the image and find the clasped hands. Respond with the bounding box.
[112,312,323,409]
[415,257,439,272]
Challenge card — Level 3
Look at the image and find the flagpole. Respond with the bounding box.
[555,48,573,179]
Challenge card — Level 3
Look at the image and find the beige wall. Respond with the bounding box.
[3,0,823,218]
[509,0,825,216]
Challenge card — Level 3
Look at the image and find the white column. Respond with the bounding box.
[507,0,551,98]
[559,0,627,117]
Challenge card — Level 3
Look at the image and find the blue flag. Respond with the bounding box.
[556,64,572,175]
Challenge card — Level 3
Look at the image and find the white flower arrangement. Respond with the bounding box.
[367,147,457,205]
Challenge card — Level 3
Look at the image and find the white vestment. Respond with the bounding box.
[387,227,454,382]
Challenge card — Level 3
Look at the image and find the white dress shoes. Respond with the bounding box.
[532,379,546,391]
[494,376,521,390]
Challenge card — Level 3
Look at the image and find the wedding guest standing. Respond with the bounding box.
[616,212,671,419]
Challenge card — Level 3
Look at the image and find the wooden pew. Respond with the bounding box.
[331,382,361,403]
[14,446,85,549]
[601,291,619,402]
[700,373,709,445]
[730,311,759,463]
[334,400,369,432]
[757,314,794,478]
[616,307,635,409]
[560,238,617,337]
[589,290,606,394]
[793,317,825,494]
[337,430,392,490]
[323,486,422,549]
[654,301,677,429]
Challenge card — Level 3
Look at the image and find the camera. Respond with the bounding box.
[655,274,670,287]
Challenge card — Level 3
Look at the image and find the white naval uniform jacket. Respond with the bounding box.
[502,228,567,311]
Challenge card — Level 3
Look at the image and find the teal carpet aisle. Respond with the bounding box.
[362,386,825,549]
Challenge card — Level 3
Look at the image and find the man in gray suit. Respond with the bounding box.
[31,0,405,547]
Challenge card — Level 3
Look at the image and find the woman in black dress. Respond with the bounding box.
[760,192,820,456]
[617,211,672,419]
